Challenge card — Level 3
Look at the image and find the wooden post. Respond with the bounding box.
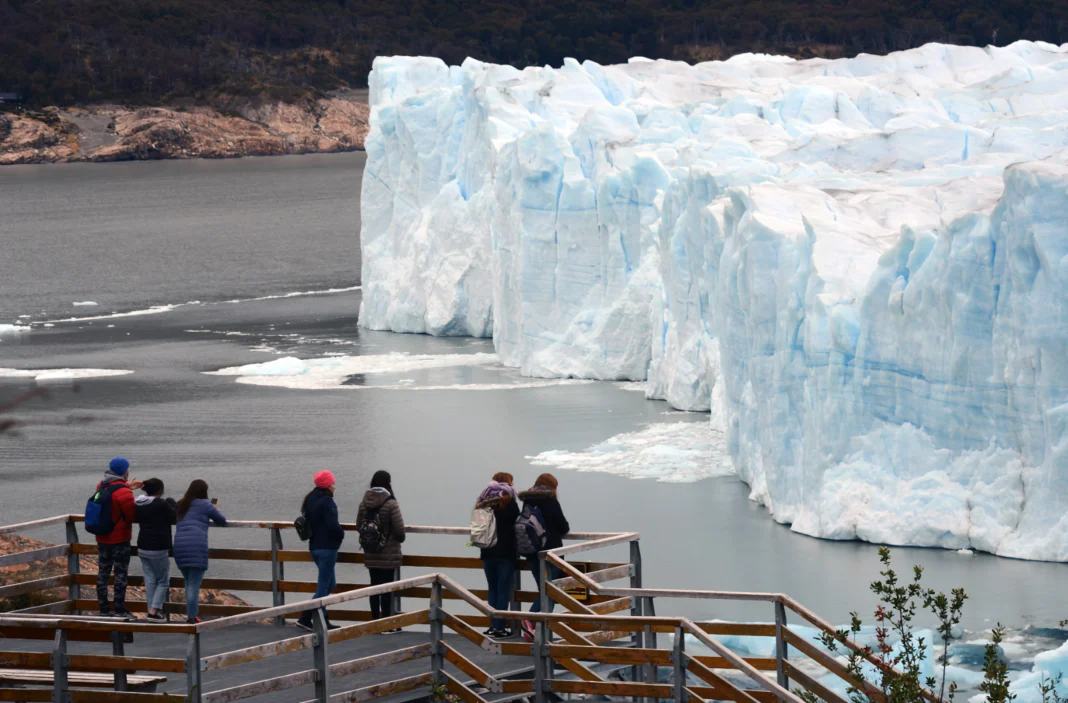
[533,619,549,703]
[672,626,686,703]
[430,581,444,686]
[630,540,643,694]
[312,607,331,702]
[538,554,550,614]
[111,629,128,691]
[52,628,68,703]
[392,566,402,616]
[65,520,80,608]
[775,600,789,699]
[185,632,202,703]
[270,527,285,627]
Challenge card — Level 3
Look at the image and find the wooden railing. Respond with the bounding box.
[0,514,943,703]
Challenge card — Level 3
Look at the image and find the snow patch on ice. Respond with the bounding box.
[528,422,734,482]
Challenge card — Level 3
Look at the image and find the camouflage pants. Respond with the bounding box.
[97,542,131,613]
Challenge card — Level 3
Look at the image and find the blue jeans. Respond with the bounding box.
[311,549,338,599]
[482,558,516,630]
[139,555,171,613]
[179,567,206,620]
[528,559,563,613]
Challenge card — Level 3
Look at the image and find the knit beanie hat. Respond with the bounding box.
[109,457,130,475]
[314,470,336,489]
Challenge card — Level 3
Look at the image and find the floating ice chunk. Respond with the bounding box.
[72,301,98,306]
[528,422,734,483]
[0,368,133,381]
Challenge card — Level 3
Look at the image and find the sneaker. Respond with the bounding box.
[114,611,135,621]
[382,628,402,634]
[295,618,314,632]
[97,610,112,618]
[482,628,496,636]
[521,620,535,642]
[186,616,203,625]
[145,612,165,622]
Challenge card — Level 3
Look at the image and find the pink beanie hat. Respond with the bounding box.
[314,470,336,489]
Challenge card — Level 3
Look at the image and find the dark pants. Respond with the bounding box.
[97,542,132,613]
[368,568,395,619]
[482,557,516,630]
[528,559,563,613]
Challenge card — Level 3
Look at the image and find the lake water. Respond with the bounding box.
[1,154,1064,636]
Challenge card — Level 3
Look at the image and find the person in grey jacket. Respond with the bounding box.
[356,471,405,623]
[173,480,227,624]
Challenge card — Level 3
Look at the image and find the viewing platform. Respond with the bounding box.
[0,514,935,703]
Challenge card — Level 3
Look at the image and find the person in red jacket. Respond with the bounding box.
[95,457,141,618]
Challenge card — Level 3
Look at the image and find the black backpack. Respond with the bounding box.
[84,480,125,536]
[295,494,315,542]
[358,505,388,553]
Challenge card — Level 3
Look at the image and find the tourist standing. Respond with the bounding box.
[357,470,405,626]
[173,480,227,624]
[476,472,519,637]
[135,478,177,621]
[297,470,344,631]
[518,473,570,640]
[86,457,140,619]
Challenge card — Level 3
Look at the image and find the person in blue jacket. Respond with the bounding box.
[297,470,344,631]
[173,479,227,624]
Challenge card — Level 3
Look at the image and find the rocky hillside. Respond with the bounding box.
[0,97,369,165]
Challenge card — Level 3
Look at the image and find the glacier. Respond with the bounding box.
[359,42,1068,562]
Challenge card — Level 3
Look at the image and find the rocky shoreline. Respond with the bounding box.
[0,97,369,165]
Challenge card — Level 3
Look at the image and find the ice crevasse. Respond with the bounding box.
[359,42,1068,562]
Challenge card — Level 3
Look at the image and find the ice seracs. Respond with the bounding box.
[359,42,1068,561]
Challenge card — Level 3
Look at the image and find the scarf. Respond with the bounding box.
[478,481,516,503]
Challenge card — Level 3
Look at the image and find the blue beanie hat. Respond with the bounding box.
[109,457,129,475]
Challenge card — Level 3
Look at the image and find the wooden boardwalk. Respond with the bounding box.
[0,514,944,703]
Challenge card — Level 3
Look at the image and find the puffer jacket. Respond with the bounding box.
[173,499,227,570]
[477,495,519,561]
[356,488,405,570]
[304,487,345,552]
[518,487,570,551]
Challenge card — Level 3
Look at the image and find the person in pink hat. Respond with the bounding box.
[297,470,344,631]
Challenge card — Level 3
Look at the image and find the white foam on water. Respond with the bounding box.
[72,301,98,306]
[615,381,647,392]
[34,285,363,325]
[0,368,134,381]
[528,421,734,483]
[0,324,29,336]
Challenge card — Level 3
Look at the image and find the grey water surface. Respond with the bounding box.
[1,154,1063,632]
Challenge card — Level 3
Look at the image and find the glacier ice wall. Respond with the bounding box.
[359,43,1068,561]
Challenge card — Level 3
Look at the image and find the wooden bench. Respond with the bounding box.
[0,668,167,692]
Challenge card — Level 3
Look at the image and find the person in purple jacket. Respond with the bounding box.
[173,480,227,624]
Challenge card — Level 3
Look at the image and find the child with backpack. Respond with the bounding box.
[356,470,405,626]
[471,472,519,638]
[85,457,141,619]
[516,473,570,640]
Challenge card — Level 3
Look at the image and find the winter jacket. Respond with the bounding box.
[304,488,345,552]
[356,488,405,570]
[95,472,136,545]
[135,495,177,553]
[518,488,570,551]
[173,499,227,571]
[477,496,520,561]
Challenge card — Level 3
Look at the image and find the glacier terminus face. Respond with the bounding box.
[359,43,1068,562]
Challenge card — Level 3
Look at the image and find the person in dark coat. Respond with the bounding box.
[476,472,519,637]
[297,470,344,631]
[135,478,177,621]
[518,473,570,641]
[173,480,227,624]
[356,470,405,624]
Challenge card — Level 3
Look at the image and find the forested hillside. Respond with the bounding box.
[2,0,1067,107]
